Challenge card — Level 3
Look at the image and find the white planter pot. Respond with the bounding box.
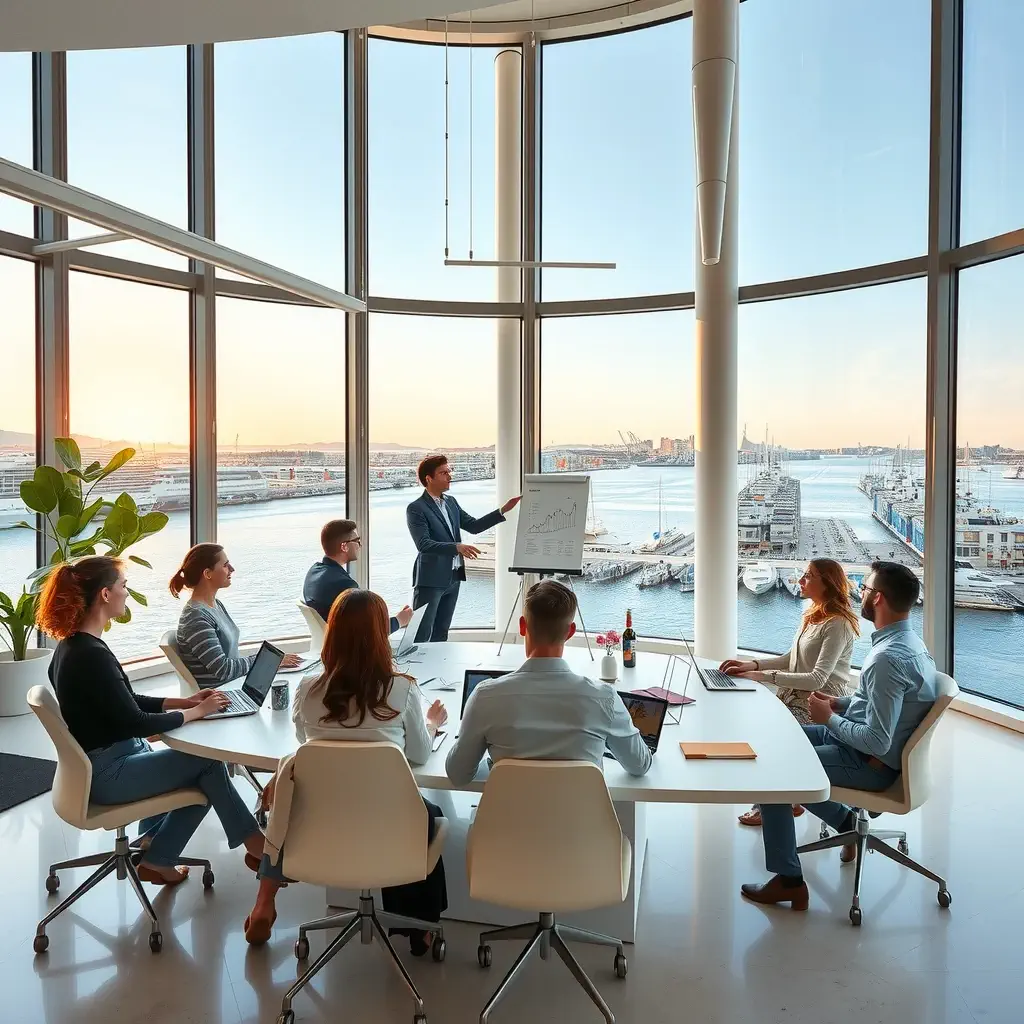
[600,654,619,682]
[0,648,53,717]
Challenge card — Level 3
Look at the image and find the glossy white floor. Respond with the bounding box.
[1,673,1021,1024]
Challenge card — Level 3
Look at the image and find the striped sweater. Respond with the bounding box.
[176,599,255,689]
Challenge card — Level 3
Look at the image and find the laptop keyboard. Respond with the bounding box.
[703,669,740,689]
[217,691,255,714]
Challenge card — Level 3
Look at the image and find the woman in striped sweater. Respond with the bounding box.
[171,544,301,688]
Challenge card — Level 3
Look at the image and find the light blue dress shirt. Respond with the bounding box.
[826,619,937,769]
[445,657,653,785]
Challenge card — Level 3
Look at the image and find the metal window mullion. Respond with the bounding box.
[33,51,69,574]
[346,28,371,588]
[187,43,217,544]
[923,0,962,674]
[522,32,540,480]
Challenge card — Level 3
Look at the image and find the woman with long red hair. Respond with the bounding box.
[245,588,448,949]
[38,556,268,885]
[720,558,859,827]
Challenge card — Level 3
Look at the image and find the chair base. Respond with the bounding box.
[798,808,951,926]
[34,827,212,954]
[476,913,627,1024]
[279,892,443,1024]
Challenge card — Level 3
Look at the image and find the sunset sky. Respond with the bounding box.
[1,1,1021,453]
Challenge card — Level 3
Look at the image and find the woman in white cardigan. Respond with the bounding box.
[720,558,859,827]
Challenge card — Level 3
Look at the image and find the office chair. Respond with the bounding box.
[798,672,958,926]
[467,760,630,1024]
[27,685,213,954]
[296,601,327,655]
[267,741,447,1024]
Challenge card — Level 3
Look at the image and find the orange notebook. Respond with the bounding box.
[679,742,757,760]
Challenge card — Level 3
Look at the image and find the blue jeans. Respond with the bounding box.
[760,725,899,878]
[89,739,260,868]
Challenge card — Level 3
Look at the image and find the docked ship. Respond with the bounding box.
[584,559,644,583]
[737,442,802,557]
[677,563,695,593]
[143,465,271,512]
[0,451,35,527]
[1004,464,1024,481]
[636,478,689,555]
[742,561,779,595]
[636,560,679,589]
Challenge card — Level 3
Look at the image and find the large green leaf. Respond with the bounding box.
[126,587,148,607]
[114,491,138,512]
[128,554,153,569]
[98,448,135,480]
[58,489,84,522]
[82,461,103,481]
[54,437,82,471]
[113,605,132,625]
[138,511,169,535]
[55,514,79,540]
[101,505,139,546]
[0,591,13,612]
[20,479,58,514]
[78,498,105,531]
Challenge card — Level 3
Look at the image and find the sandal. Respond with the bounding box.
[137,864,190,886]
[244,909,278,945]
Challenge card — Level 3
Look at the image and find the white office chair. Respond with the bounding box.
[797,672,959,926]
[27,685,214,954]
[468,760,631,1024]
[159,628,266,821]
[269,741,447,1024]
[296,601,327,655]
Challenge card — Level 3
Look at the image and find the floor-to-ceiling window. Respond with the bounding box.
[0,52,33,235]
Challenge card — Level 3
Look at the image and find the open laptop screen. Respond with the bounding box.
[461,669,510,716]
[617,691,669,752]
[242,641,285,706]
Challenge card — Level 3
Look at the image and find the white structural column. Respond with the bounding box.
[494,49,523,628]
[693,0,739,659]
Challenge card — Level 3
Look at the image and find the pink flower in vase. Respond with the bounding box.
[596,630,621,656]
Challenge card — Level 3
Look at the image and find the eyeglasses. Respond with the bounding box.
[346,536,362,545]
[859,582,877,595]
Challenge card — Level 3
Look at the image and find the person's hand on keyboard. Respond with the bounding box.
[183,690,230,722]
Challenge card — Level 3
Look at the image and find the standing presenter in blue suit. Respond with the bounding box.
[406,454,521,642]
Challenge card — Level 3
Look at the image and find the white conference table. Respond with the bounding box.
[162,641,829,940]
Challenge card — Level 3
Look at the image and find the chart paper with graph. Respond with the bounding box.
[510,474,591,575]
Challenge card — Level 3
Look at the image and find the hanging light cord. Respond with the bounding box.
[444,17,450,261]
[468,9,474,261]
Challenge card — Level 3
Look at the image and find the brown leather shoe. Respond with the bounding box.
[741,876,809,911]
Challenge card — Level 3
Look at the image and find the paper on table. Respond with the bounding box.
[679,742,756,760]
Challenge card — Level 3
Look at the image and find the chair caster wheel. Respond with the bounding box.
[33,933,49,954]
[431,936,446,962]
[477,944,492,968]
[149,931,163,952]
[898,839,909,855]
[614,953,628,978]
[45,874,59,894]
[295,936,310,960]
[202,869,215,889]
[938,889,952,909]
[849,907,862,927]
[276,1012,295,1024]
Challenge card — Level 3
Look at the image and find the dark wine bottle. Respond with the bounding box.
[622,608,636,669]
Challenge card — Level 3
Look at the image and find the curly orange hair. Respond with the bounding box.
[36,556,123,640]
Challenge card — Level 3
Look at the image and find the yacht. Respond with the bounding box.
[0,452,35,527]
[782,569,802,598]
[678,563,695,593]
[1003,464,1024,481]
[742,562,778,596]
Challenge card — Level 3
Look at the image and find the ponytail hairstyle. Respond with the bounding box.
[36,556,124,640]
[169,542,225,598]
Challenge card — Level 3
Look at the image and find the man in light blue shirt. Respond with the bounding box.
[742,561,936,911]
[445,580,653,785]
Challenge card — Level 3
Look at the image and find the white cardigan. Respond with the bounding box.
[757,615,857,695]
[291,671,432,766]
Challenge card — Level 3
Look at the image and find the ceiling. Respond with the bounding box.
[0,0,515,52]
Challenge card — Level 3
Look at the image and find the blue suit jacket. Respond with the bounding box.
[406,490,505,590]
[302,557,399,633]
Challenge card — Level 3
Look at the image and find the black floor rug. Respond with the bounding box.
[0,752,57,814]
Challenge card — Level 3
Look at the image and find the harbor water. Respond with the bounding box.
[1,458,1021,707]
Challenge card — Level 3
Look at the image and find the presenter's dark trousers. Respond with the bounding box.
[413,580,461,642]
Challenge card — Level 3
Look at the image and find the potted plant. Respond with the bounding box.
[596,630,621,682]
[0,438,168,716]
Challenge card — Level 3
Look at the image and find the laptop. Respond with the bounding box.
[461,668,511,716]
[393,604,429,660]
[209,641,285,718]
[613,691,669,757]
[682,638,757,692]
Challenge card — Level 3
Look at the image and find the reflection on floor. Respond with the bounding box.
[1,674,1021,1024]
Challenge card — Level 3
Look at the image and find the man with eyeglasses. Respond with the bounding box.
[741,560,937,911]
[302,519,413,633]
